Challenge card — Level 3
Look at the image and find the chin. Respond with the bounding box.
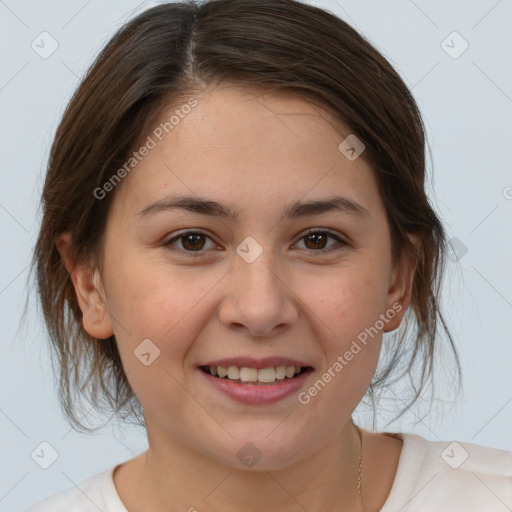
[203,428,312,472]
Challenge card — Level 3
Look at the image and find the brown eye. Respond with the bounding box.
[165,231,218,256]
[180,233,206,251]
[303,232,329,250]
[295,229,346,253]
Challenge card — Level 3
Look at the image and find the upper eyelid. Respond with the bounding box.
[299,227,346,240]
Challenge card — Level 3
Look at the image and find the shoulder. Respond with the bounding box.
[24,466,124,512]
[381,433,512,512]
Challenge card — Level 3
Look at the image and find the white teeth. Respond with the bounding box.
[207,365,304,383]
[275,365,286,379]
[227,366,239,380]
[239,367,258,382]
[257,367,275,383]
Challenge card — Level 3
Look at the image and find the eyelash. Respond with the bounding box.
[163,228,348,257]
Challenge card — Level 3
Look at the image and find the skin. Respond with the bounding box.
[58,84,418,512]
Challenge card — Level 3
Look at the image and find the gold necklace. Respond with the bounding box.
[355,424,363,502]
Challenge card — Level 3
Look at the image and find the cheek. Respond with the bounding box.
[300,263,389,335]
[106,266,205,415]
[111,254,191,325]
[298,272,384,418]
[297,264,388,389]
[108,256,222,365]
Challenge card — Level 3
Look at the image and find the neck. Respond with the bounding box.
[130,420,364,512]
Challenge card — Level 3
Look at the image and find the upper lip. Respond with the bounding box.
[200,357,313,369]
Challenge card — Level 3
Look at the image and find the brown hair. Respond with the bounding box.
[31,0,460,432]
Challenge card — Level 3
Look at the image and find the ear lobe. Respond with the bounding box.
[383,234,420,333]
[56,232,114,339]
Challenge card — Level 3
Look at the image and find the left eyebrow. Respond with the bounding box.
[136,194,370,221]
[282,196,369,221]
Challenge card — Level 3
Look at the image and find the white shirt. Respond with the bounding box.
[25,433,512,511]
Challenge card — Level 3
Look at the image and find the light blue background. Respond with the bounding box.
[1,0,511,509]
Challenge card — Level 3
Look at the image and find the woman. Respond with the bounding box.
[27,1,512,510]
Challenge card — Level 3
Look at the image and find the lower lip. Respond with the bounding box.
[198,368,313,404]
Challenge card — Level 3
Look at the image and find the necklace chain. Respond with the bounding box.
[355,424,363,501]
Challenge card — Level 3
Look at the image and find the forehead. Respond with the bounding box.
[112,85,383,221]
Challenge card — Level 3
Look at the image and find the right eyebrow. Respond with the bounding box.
[137,195,240,220]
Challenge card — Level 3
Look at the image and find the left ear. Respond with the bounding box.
[383,233,420,332]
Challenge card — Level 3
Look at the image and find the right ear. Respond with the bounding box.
[56,232,114,339]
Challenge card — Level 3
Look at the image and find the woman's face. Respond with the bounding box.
[74,85,415,470]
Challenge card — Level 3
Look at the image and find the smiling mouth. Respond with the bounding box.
[199,365,313,385]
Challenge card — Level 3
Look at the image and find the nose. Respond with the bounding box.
[218,250,299,338]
